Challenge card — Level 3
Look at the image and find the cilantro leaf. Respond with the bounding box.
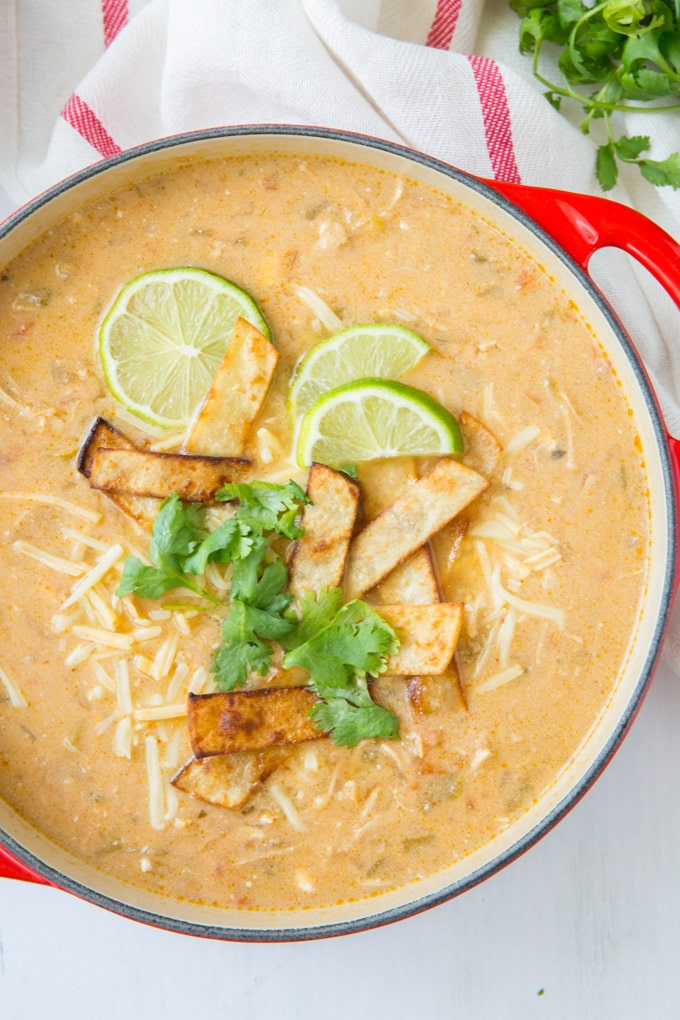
[282,596,398,685]
[511,0,680,190]
[614,134,651,159]
[596,141,619,190]
[213,554,295,690]
[216,479,309,537]
[310,690,399,748]
[281,587,344,649]
[638,152,680,188]
[281,591,400,747]
[213,601,279,689]
[116,494,219,603]
[182,514,253,575]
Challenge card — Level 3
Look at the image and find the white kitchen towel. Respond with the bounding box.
[2,0,680,652]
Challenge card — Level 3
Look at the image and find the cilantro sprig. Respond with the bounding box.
[281,589,400,747]
[115,481,400,747]
[511,0,680,190]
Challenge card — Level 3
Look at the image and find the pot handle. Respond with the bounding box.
[488,179,680,517]
[486,180,680,304]
[0,844,51,885]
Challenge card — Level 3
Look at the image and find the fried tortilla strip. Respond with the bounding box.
[188,688,323,757]
[183,317,279,457]
[344,458,488,600]
[379,603,463,676]
[288,463,360,597]
[359,458,440,606]
[361,460,465,708]
[459,411,502,477]
[171,748,289,809]
[431,515,470,597]
[407,663,467,714]
[376,546,439,605]
[77,418,160,531]
[87,447,250,502]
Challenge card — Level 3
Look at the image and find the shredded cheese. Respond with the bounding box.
[13,540,87,576]
[115,660,133,715]
[113,716,134,759]
[269,782,305,831]
[505,425,541,454]
[291,284,343,332]
[133,703,188,722]
[0,661,27,708]
[0,492,101,523]
[475,664,524,694]
[61,543,125,609]
[144,735,166,831]
[72,626,134,650]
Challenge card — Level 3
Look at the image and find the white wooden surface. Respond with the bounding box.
[1,186,680,1019]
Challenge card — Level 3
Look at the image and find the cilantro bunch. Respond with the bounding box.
[116,481,400,747]
[511,0,680,190]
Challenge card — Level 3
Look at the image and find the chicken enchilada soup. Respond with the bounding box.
[0,155,648,913]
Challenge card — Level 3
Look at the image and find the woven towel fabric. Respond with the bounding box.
[2,0,680,653]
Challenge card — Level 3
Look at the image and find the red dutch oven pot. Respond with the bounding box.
[0,126,679,940]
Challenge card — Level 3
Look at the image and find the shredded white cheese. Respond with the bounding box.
[133,703,188,722]
[0,492,101,523]
[115,660,133,715]
[64,642,94,667]
[13,540,87,576]
[0,661,27,708]
[61,543,125,609]
[291,284,343,332]
[144,735,166,831]
[72,626,134,650]
[113,716,133,759]
[475,664,524,694]
[505,425,541,454]
[269,782,305,831]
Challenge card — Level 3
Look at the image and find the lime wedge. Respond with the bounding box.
[288,323,430,420]
[99,268,270,429]
[296,378,463,467]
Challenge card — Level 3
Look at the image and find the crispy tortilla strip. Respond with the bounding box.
[431,515,470,596]
[360,461,464,708]
[379,603,463,676]
[288,463,360,597]
[376,547,439,605]
[407,665,467,714]
[77,418,160,531]
[171,748,289,809]
[183,317,279,457]
[359,458,440,606]
[188,688,323,757]
[460,411,502,477]
[88,447,250,502]
[344,458,488,600]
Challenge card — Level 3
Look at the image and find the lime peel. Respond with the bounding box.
[295,378,463,467]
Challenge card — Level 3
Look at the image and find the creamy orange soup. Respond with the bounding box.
[0,155,648,912]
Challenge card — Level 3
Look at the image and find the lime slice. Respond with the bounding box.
[296,378,463,467]
[288,323,430,420]
[99,267,270,429]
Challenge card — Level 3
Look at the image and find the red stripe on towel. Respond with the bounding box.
[102,0,129,47]
[468,55,521,183]
[60,94,122,159]
[426,0,462,49]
